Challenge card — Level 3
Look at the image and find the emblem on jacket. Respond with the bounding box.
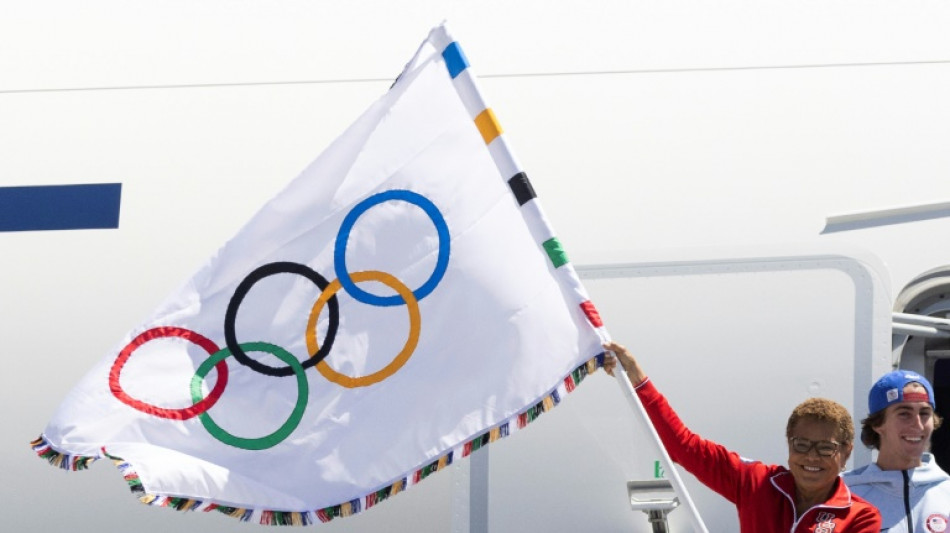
[814,511,835,533]
[927,513,948,533]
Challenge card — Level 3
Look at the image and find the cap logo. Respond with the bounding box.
[886,388,900,403]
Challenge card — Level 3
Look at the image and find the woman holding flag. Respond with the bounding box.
[604,341,881,531]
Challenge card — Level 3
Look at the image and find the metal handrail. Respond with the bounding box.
[893,312,950,338]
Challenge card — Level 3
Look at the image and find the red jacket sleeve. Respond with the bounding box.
[634,378,769,505]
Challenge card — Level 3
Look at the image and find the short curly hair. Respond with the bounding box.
[785,397,855,445]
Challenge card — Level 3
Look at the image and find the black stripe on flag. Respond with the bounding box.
[507,172,536,206]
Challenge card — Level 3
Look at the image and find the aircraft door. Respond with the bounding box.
[893,266,950,471]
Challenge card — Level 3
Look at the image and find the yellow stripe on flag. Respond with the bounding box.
[474,108,502,145]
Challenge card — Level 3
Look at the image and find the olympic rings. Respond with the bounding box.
[334,189,450,307]
[191,342,309,450]
[109,326,228,420]
[224,261,339,377]
[110,189,449,450]
[306,270,420,388]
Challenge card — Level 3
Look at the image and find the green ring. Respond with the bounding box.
[190,342,309,450]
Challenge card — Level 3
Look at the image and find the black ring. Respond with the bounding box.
[224,261,339,377]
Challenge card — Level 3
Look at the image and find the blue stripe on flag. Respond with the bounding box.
[442,42,469,79]
[0,183,122,232]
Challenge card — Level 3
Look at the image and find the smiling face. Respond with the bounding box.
[787,417,852,501]
[873,382,934,470]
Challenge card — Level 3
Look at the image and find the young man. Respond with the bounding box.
[844,370,950,532]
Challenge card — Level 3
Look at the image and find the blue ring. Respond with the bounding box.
[334,190,449,306]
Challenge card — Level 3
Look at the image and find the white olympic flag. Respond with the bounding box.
[34,23,607,525]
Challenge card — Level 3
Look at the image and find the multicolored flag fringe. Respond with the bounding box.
[33,23,607,525]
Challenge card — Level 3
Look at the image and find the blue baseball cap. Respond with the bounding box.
[868,370,936,415]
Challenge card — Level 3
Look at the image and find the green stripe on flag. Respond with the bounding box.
[542,237,569,268]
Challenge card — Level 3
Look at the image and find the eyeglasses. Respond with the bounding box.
[788,437,840,457]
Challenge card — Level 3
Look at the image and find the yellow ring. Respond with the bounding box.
[306,270,420,388]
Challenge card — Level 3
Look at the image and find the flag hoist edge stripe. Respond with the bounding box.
[429,25,603,334]
[32,23,609,526]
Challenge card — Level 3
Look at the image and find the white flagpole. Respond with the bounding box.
[613,365,710,533]
[427,23,710,533]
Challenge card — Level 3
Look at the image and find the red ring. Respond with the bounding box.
[109,326,228,420]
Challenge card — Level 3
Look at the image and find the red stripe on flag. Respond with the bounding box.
[580,301,603,327]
